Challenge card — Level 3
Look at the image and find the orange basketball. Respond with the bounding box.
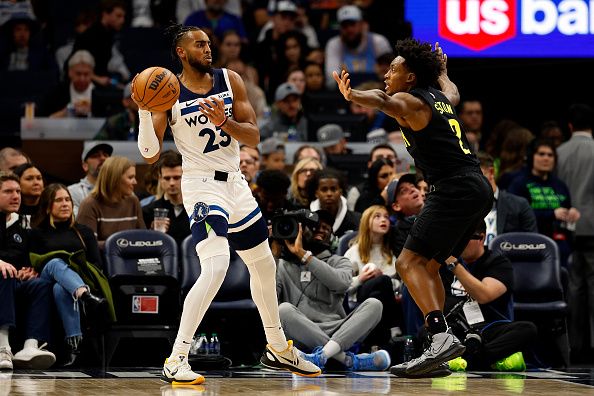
[132,67,180,112]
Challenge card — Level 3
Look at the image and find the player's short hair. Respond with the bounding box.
[567,103,593,130]
[394,38,442,89]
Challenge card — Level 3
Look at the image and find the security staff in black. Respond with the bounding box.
[334,38,493,378]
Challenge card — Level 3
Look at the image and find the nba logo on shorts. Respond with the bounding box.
[193,202,210,223]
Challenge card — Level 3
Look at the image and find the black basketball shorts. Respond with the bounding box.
[404,170,494,264]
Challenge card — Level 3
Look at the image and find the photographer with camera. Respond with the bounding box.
[272,209,391,371]
[435,220,537,371]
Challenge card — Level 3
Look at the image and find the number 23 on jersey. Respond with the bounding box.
[199,127,231,154]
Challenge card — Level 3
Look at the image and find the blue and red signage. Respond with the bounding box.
[406,0,594,57]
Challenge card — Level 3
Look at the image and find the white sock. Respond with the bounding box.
[24,339,38,349]
[169,253,229,359]
[322,340,341,359]
[0,326,10,350]
[238,247,287,351]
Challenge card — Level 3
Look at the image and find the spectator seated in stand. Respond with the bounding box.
[142,151,190,247]
[68,143,113,217]
[0,148,28,172]
[28,184,111,367]
[307,168,360,238]
[288,157,323,209]
[345,205,402,348]
[0,15,56,72]
[77,156,145,250]
[274,209,390,372]
[38,50,98,118]
[254,169,296,223]
[507,139,580,267]
[260,83,308,142]
[13,162,43,229]
[353,158,395,214]
[259,137,286,172]
[0,172,56,370]
[94,83,139,140]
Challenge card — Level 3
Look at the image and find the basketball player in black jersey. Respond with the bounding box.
[334,39,493,377]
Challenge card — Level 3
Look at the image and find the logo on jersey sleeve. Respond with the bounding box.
[193,202,210,223]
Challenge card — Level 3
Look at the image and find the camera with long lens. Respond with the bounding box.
[445,299,483,354]
[271,209,319,240]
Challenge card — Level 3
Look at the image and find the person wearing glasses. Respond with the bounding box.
[288,158,323,209]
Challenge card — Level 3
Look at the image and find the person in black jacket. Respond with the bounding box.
[28,183,106,366]
[143,151,190,247]
[0,172,55,370]
[477,152,537,246]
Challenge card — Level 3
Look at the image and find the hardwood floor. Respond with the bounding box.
[1,368,594,395]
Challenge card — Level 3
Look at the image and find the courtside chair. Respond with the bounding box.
[490,232,570,367]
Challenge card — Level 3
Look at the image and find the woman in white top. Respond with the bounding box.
[344,205,402,345]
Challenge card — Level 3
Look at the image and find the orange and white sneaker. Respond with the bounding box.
[161,355,205,385]
[260,340,321,377]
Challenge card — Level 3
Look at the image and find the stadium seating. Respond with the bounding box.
[99,229,181,368]
[490,232,570,366]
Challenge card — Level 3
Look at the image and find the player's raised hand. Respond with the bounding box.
[333,69,352,101]
[435,42,448,74]
[199,96,227,126]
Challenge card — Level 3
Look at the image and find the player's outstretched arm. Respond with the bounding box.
[198,70,260,147]
[332,70,411,119]
[435,42,460,106]
[131,76,167,164]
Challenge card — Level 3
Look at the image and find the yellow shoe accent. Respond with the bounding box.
[172,375,205,386]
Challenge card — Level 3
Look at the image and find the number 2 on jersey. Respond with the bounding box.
[448,119,471,154]
[199,128,231,153]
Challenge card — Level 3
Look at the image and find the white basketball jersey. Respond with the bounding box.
[169,68,239,176]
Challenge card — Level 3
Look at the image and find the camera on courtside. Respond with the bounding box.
[445,299,483,354]
[270,209,319,240]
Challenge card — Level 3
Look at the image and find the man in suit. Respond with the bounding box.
[477,152,537,246]
[556,103,594,361]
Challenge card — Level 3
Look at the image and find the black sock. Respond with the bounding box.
[425,310,447,335]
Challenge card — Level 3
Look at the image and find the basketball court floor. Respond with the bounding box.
[2,367,594,395]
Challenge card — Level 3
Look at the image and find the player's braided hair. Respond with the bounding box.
[164,22,203,62]
[394,38,442,89]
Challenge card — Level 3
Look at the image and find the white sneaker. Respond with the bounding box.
[12,343,55,369]
[260,340,321,377]
[161,355,205,385]
[0,348,12,370]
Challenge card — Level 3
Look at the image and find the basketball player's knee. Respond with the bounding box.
[236,240,273,265]
[196,233,230,260]
[395,256,409,274]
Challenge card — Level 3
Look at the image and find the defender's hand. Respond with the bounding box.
[435,42,448,73]
[332,70,352,101]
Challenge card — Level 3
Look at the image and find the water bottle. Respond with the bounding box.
[189,336,199,355]
[403,337,415,363]
[210,333,220,355]
[197,333,208,355]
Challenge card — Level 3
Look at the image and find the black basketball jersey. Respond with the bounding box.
[399,87,480,183]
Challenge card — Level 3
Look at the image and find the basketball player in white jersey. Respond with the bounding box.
[132,25,321,384]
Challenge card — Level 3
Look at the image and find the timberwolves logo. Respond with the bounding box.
[193,202,210,223]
